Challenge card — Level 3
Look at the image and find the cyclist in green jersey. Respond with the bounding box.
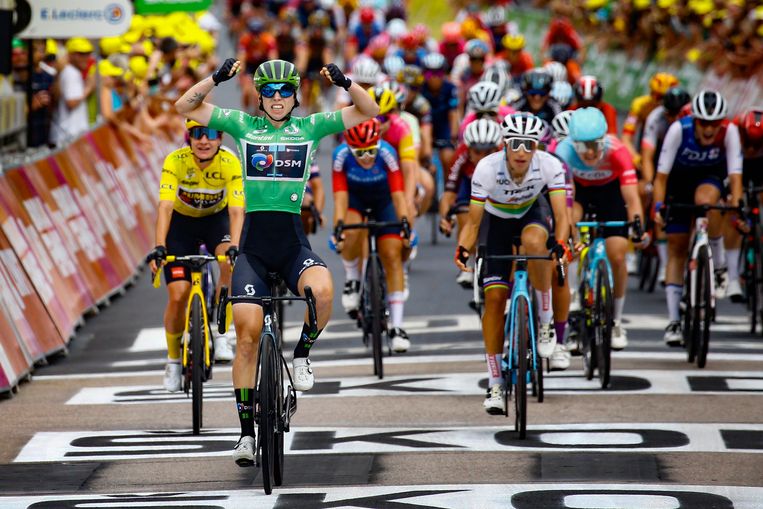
[175,57,379,466]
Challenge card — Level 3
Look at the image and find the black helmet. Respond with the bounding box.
[663,87,691,115]
[521,69,553,95]
[548,43,574,65]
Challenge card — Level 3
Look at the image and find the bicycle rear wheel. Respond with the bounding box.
[513,297,528,439]
[696,247,712,368]
[190,295,204,435]
[595,260,613,389]
[368,255,384,379]
[258,335,277,494]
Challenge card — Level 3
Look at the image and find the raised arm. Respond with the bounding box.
[175,58,240,125]
[320,63,380,129]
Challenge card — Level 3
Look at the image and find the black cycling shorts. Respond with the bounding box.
[164,208,230,283]
[574,180,628,238]
[481,196,553,290]
[664,163,725,234]
[231,211,327,298]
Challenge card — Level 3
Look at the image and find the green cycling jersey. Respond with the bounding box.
[208,106,345,214]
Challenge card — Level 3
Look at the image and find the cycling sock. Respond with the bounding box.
[726,248,740,282]
[554,321,566,344]
[342,257,361,281]
[293,324,323,358]
[710,236,726,269]
[567,261,578,292]
[234,388,255,438]
[486,353,503,387]
[614,296,625,322]
[388,291,405,329]
[666,284,682,322]
[657,240,668,273]
[166,331,182,360]
[535,289,553,324]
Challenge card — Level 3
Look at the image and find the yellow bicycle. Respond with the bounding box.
[153,254,230,434]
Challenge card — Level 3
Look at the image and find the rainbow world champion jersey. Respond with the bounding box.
[208,106,345,214]
[470,150,567,219]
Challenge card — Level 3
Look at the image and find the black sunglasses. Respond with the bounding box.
[189,126,221,140]
[260,83,297,98]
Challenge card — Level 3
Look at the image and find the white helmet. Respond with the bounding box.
[501,113,546,141]
[464,118,502,149]
[543,61,568,83]
[481,65,512,96]
[352,57,381,85]
[550,81,573,108]
[481,6,506,28]
[468,81,502,112]
[692,90,728,121]
[383,55,405,77]
[551,110,574,141]
[387,18,408,41]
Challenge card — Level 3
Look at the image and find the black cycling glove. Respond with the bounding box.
[212,58,237,85]
[325,63,352,90]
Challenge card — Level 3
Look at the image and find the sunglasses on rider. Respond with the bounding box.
[260,82,297,98]
[696,118,722,128]
[527,89,548,97]
[351,145,379,159]
[506,138,537,152]
[423,70,445,80]
[573,139,605,153]
[188,126,222,140]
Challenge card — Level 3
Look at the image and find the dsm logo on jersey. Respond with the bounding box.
[245,143,310,180]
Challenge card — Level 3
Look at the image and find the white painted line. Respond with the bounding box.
[1,484,762,509]
[13,423,763,463]
[63,370,763,406]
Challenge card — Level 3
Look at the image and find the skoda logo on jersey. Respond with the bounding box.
[251,153,274,171]
[284,125,300,135]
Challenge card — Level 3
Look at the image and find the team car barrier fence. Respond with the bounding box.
[0,123,178,394]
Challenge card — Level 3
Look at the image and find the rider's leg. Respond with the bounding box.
[483,285,509,386]
[164,280,191,360]
[417,167,435,214]
[699,183,724,271]
[379,235,405,330]
[665,233,690,322]
[605,235,628,322]
[340,209,364,283]
[294,265,334,358]
[523,225,552,324]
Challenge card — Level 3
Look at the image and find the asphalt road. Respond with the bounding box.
[1,19,762,509]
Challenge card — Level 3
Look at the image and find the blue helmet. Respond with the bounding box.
[569,107,607,142]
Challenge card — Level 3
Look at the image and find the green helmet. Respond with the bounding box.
[253,59,300,90]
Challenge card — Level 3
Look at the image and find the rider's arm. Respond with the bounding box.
[155,158,179,246]
[174,75,217,124]
[226,162,246,247]
[228,206,244,247]
[621,183,643,225]
[339,81,381,129]
[726,123,744,207]
[155,201,174,247]
[457,160,490,252]
[332,146,350,225]
[312,176,325,215]
[383,145,410,220]
[656,120,682,177]
[419,122,433,161]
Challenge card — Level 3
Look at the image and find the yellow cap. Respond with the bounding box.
[128,56,148,79]
[502,33,525,50]
[122,30,141,44]
[688,0,713,15]
[45,38,58,55]
[686,47,701,62]
[613,17,626,32]
[129,14,145,32]
[585,0,607,9]
[98,59,124,77]
[100,36,122,56]
[198,32,216,55]
[633,0,650,10]
[65,37,94,54]
[656,0,674,8]
[142,40,155,56]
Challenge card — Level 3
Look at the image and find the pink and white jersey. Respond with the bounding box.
[458,105,516,140]
[555,134,638,188]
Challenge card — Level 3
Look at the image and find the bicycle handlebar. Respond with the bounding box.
[221,286,319,337]
[577,215,644,243]
[478,250,566,286]
[334,218,410,254]
[151,254,228,288]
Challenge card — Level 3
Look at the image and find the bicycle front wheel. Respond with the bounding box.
[696,247,712,368]
[368,255,384,379]
[273,344,285,486]
[513,297,528,439]
[190,295,204,435]
[258,335,277,495]
[595,260,613,389]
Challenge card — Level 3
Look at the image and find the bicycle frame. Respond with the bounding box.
[576,221,622,307]
[688,217,715,312]
[505,261,539,379]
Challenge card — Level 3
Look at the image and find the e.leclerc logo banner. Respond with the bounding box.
[15,0,133,38]
[134,0,212,15]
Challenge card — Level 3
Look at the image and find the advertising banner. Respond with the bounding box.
[0,173,81,340]
[0,307,29,392]
[134,0,213,15]
[14,0,133,38]
[0,227,65,362]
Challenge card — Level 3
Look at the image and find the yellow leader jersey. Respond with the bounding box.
[159,146,245,217]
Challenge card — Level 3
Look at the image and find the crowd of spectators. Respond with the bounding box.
[537,0,763,79]
[9,11,223,151]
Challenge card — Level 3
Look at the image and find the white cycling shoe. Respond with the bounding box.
[214,335,235,362]
[163,361,182,392]
[611,321,628,350]
[536,323,556,359]
[292,357,314,391]
[232,435,255,467]
[483,384,505,415]
[549,344,571,371]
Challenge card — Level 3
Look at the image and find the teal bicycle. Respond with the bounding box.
[476,246,565,439]
[571,216,642,389]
